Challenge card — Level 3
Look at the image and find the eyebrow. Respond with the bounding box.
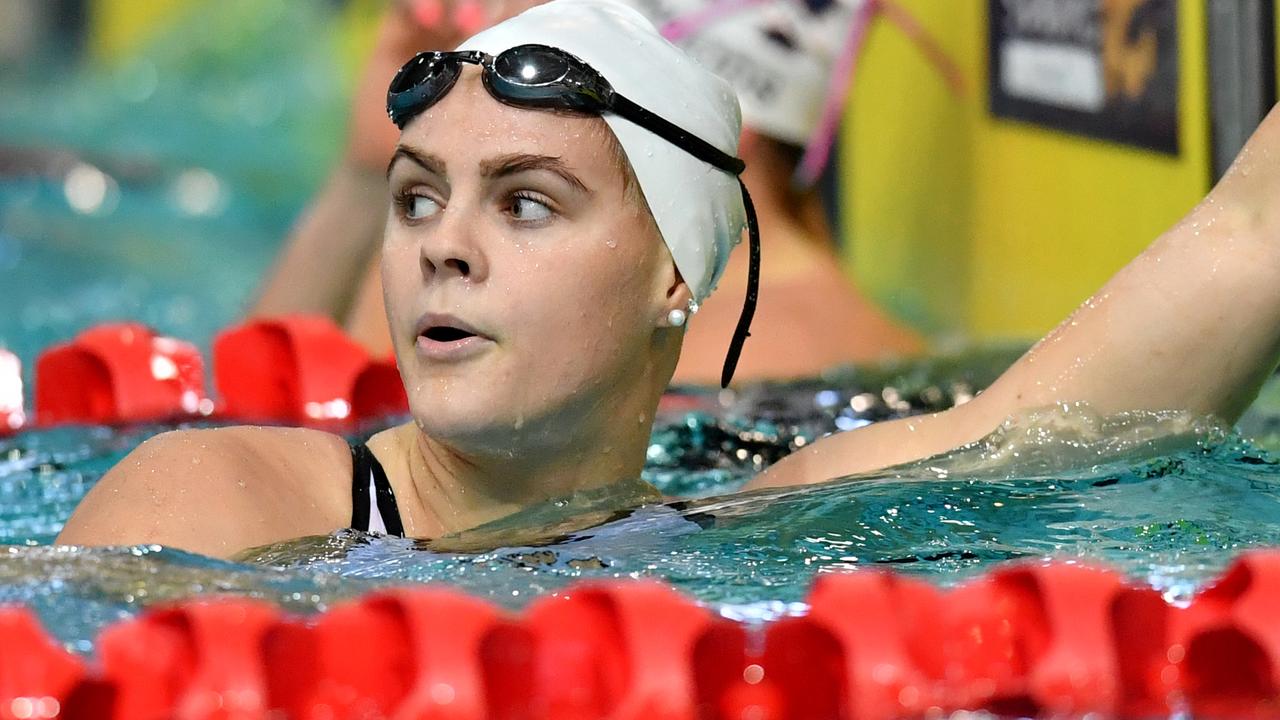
[387,148,591,195]
[387,146,445,179]
[480,153,592,195]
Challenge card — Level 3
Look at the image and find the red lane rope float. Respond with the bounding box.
[214,316,363,425]
[213,315,407,427]
[349,356,410,425]
[96,599,282,719]
[1174,552,1280,718]
[522,581,747,719]
[14,317,409,430]
[763,572,944,719]
[0,608,88,720]
[35,323,209,428]
[9,555,1280,718]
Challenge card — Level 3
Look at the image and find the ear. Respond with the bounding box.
[665,277,694,314]
[657,261,694,327]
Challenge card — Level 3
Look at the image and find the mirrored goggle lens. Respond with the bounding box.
[493,45,572,86]
[389,56,465,125]
[391,55,456,94]
[391,55,431,94]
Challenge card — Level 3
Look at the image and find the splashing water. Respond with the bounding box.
[2,370,1280,653]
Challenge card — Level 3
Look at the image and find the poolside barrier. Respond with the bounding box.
[21,317,408,432]
[4,553,1280,718]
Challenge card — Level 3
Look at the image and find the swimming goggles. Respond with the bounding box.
[386,43,760,388]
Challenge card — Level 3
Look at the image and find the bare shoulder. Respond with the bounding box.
[56,425,353,558]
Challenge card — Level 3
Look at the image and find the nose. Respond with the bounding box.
[419,209,489,284]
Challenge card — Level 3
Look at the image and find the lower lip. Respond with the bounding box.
[415,334,493,362]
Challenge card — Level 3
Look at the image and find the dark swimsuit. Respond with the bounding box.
[348,443,713,541]
[349,442,405,537]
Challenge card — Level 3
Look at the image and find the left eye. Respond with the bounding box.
[510,196,552,222]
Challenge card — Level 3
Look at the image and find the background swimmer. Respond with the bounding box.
[57,0,1280,561]
[618,0,951,382]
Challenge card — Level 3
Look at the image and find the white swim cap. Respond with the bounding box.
[457,0,747,302]
[619,0,859,146]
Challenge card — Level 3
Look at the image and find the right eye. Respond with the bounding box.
[396,191,441,220]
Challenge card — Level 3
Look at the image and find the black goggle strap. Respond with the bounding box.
[605,92,754,386]
[609,94,746,175]
[720,179,759,388]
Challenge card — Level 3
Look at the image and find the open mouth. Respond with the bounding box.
[421,325,476,343]
[414,313,490,360]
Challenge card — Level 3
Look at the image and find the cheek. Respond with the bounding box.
[585,251,656,322]
[514,239,659,360]
[555,243,655,345]
[380,232,419,325]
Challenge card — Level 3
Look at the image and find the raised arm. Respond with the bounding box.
[250,162,389,321]
[249,5,425,323]
[755,104,1280,489]
[251,0,538,341]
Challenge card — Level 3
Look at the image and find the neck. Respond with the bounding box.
[384,378,667,537]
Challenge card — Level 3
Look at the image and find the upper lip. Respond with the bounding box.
[414,312,492,341]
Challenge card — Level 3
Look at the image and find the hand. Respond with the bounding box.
[343,0,545,173]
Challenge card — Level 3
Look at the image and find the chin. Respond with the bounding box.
[408,387,528,446]
[412,382,601,458]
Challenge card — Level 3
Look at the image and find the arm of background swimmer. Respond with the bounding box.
[249,161,389,323]
[55,428,347,559]
[250,2,421,326]
[343,250,395,356]
[252,0,540,338]
[752,105,1280,490]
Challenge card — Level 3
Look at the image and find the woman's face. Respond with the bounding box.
[382,69,682,451]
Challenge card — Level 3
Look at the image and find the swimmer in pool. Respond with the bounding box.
[251,0,924,383]
[58,0,1280,559]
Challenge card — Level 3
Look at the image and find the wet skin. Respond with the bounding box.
[56,88,1280,558]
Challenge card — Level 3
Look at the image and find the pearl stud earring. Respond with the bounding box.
[667,308,687,327]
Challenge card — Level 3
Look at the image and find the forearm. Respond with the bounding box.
[758,107,1280,490]
[975,81,1280,425]
[250,161,390,319]
[979,206,1280,425]
[922,118,1280,438]
[979,107,1280,425]
[754,224,1280,492]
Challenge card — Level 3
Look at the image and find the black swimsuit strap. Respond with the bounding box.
[349,442,406,537]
